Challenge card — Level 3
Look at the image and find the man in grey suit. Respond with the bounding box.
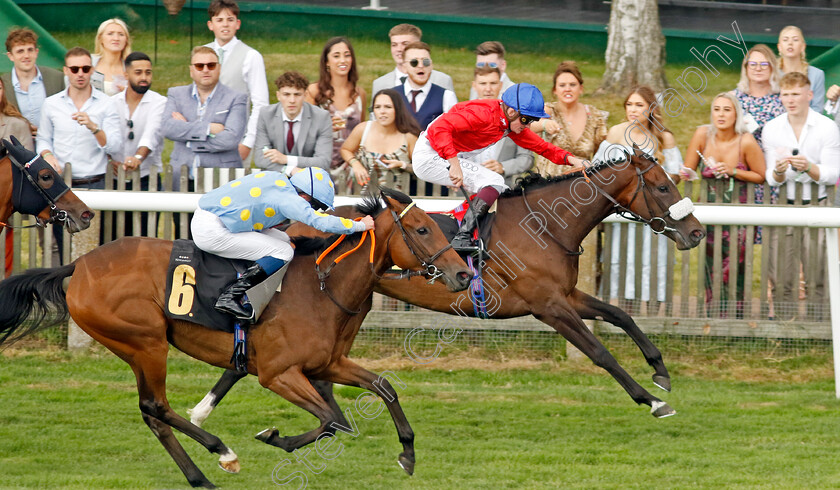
[2,28,65,135]
[472,65,532,187]
[254,71,332,174]
[371,23,454,97]
[162,46,248,188]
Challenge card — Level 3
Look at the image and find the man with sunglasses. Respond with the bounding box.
[109,51,167,237]
[413,83,589,252]
[371,23,454,97]
[162,46,248,192]
[469,41,515,101]
[397,42,457,131]
[37,46,122,185]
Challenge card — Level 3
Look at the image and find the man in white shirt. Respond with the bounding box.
[471,65,532,187]
[205,0,269,162]
[109,51,167,237]
[254,71,332,175]
[468,41,516,101]
[764,71,840,319]
[371,23,454,96]
[397,42,457,131]
[37,46,122,188]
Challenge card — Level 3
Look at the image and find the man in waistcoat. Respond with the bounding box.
[396,42,457,131]
[205,0,269,162]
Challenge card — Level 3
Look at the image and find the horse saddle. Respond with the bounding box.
[429,200,496,259]
[164,240,287,332]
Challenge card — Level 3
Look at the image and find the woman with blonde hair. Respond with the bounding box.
[92,18,131,95]
[777,25,825,113]
[732,44,784,146]
[681,92,765,317]
[306,37,367,191]
[530,60,608,176]
[596,85,681,309]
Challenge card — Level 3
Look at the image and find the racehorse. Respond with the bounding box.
[0,188,472,488]
[190,147,705,428]
[0,136,93,235]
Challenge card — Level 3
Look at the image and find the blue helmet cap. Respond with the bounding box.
[501,83,550,119]
[290,167,336,210]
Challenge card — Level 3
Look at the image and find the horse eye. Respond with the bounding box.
[417,227,429,235]
[657,185,668,193]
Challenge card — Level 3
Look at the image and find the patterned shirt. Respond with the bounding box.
[734,89,785,145]
[199,170,364,234]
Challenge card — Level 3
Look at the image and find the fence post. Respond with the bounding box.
[827,227,840,398]
[65,165,96,352]
[361,0,387,10]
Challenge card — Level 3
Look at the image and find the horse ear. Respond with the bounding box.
[631,143,645,158]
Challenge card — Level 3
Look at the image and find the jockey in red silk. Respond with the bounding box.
[412,83,590,251]
[192,167,374,321]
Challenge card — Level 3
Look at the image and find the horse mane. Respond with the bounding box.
[291,187,413,257]
[500,151,657,198]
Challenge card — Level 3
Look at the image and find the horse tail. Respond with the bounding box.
[0,263,75,347]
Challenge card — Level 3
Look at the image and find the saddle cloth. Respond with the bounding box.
[164,239,252,332]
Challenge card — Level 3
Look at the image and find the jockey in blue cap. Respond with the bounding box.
[192,167,375,321]
[412,83,590,252]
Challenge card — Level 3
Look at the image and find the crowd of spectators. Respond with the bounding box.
[2,0,839,320]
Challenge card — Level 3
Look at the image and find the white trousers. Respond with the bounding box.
[191,208,294,262]
[412,132,506,194]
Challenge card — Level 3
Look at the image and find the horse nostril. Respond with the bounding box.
[457,271,473,284]
[82,211,95,223]
[691,229,705,241]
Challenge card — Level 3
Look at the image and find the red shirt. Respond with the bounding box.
[426,99,573,165]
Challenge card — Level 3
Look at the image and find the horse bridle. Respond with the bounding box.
[316,200,453,315]
[521,157,694,255]
[2,148,71,230]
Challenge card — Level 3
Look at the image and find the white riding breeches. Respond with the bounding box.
[412,132,507,194]
[191,208,294,262]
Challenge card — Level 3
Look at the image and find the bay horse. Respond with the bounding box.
[0,188,471,488]
[191,148,705,428]
[0,136,93,235]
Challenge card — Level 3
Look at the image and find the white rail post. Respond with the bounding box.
[826,228,840,398]
[362,0,387,10]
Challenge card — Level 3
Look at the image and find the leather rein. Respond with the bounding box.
[314,201,453,315]
[520,159,681,256]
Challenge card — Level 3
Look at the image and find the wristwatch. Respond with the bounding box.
[91,125,101,135]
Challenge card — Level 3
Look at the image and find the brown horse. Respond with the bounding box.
[191,148,705,428]
[0,137,93,234]
[0,189,471,488]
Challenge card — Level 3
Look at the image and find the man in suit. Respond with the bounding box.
[371,23,454,97]
[254,71,332,174]
[471,65,532,187]
[396,42,457,131]
[3,28,65,135]
[162,46,248,189]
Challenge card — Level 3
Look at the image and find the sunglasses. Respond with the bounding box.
[747,61,771,70]
[127,119,134,140]
[476,61,499,68]
[192,62,218,71]
[407,58,431,68]
[67,65,93,74]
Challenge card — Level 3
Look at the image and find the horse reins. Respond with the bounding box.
[520,157,690,255]
[314,201,452,315]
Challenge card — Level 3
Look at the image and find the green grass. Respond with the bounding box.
[1,343,839,489]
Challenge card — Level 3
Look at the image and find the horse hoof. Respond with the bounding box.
[255,427,278,443]
[652,375,671,392]
[397,455,415,476]
[219,458,240,474]
[650,400,676,418]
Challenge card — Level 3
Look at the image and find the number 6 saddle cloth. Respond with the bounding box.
[164,239,253,332]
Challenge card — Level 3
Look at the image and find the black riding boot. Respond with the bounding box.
[215,263,268,321]
[451,197,490,252]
